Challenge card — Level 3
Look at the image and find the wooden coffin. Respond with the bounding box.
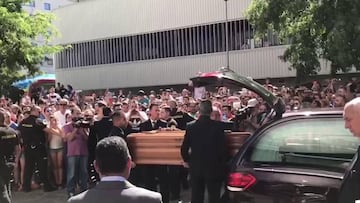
[127,130,251,165]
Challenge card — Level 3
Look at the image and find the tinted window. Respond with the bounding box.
[248,117,360,171]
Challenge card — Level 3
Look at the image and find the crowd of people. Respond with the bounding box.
[0,76,358,203]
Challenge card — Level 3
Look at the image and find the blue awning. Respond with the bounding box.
[12,74,55,90]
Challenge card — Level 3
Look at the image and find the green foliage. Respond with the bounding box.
[0,0,63,95]
[247,0,360,81]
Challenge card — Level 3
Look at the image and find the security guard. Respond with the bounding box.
[0,111,20,203]
[18,106,56,192]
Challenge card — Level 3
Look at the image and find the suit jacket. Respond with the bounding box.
[88,117,113,161]
[139,119,167,132]
[108,126,126,140]
[170,110,195,130]
[338,147,360,203]
[92,117,113,141]
[181,115,228,179]
[68,181,162,203]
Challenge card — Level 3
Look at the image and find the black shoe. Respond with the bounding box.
[44,186,57,192]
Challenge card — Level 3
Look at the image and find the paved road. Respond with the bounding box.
[12,188,192,203]
[12,189,68,203]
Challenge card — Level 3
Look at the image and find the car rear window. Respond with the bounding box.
[248,117,360,171]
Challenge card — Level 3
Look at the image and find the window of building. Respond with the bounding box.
[44,3,51,10]
[24,1,35,7]
[55,20,280,69]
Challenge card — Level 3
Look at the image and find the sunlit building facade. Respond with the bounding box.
[53,0,332,90]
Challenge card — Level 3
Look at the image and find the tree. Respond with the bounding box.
[0,0,63,96]
[247,0,360,81]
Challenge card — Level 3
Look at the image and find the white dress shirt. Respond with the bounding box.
[101,176,126,182]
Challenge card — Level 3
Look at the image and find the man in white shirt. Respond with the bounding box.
[54,99,70,128]
[68,136,162,203]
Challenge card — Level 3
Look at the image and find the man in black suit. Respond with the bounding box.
[139,104,169,203]
[88,107,113,184]
[109,110,140,185]
[168,100,194,191]
[139,104,167,131]
[108,111,127,140]
[181,100,228,203]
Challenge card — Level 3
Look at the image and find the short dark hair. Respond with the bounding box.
[111,110,126,121]
[199,100,212,116]
[95,136,130,174]
[103,107,112,117]
[149,103,159,111]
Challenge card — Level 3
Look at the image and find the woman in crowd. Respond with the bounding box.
[48,115,65,189]
[43,106,53,125]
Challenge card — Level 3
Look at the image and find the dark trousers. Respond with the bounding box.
[0,172,10,203]
[190,174,223,203]
[180,167,189,189]
[128,166,142,186]
[23,145,51,191]
[142,165,170,203]
[168,165,181,200]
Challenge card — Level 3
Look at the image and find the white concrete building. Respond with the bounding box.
[53,0,332,90]
[22,0,75,74]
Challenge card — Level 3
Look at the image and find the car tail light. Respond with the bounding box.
[227,172,256,192]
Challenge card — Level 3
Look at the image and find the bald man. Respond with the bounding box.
[340,97,360,202]
[344,97,360,137]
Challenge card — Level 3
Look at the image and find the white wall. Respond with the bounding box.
[55,46,331,90]
[53,0,335,89]
[53,0,251,44]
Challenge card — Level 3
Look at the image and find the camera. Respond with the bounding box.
[72,117,91,128]
[231,106,252,132]
[35,118,48,128]
[234,106,251,120]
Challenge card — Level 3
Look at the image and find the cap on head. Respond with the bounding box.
[137,90,145,96]
[247,98,259,108]
[97,100,107,107]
